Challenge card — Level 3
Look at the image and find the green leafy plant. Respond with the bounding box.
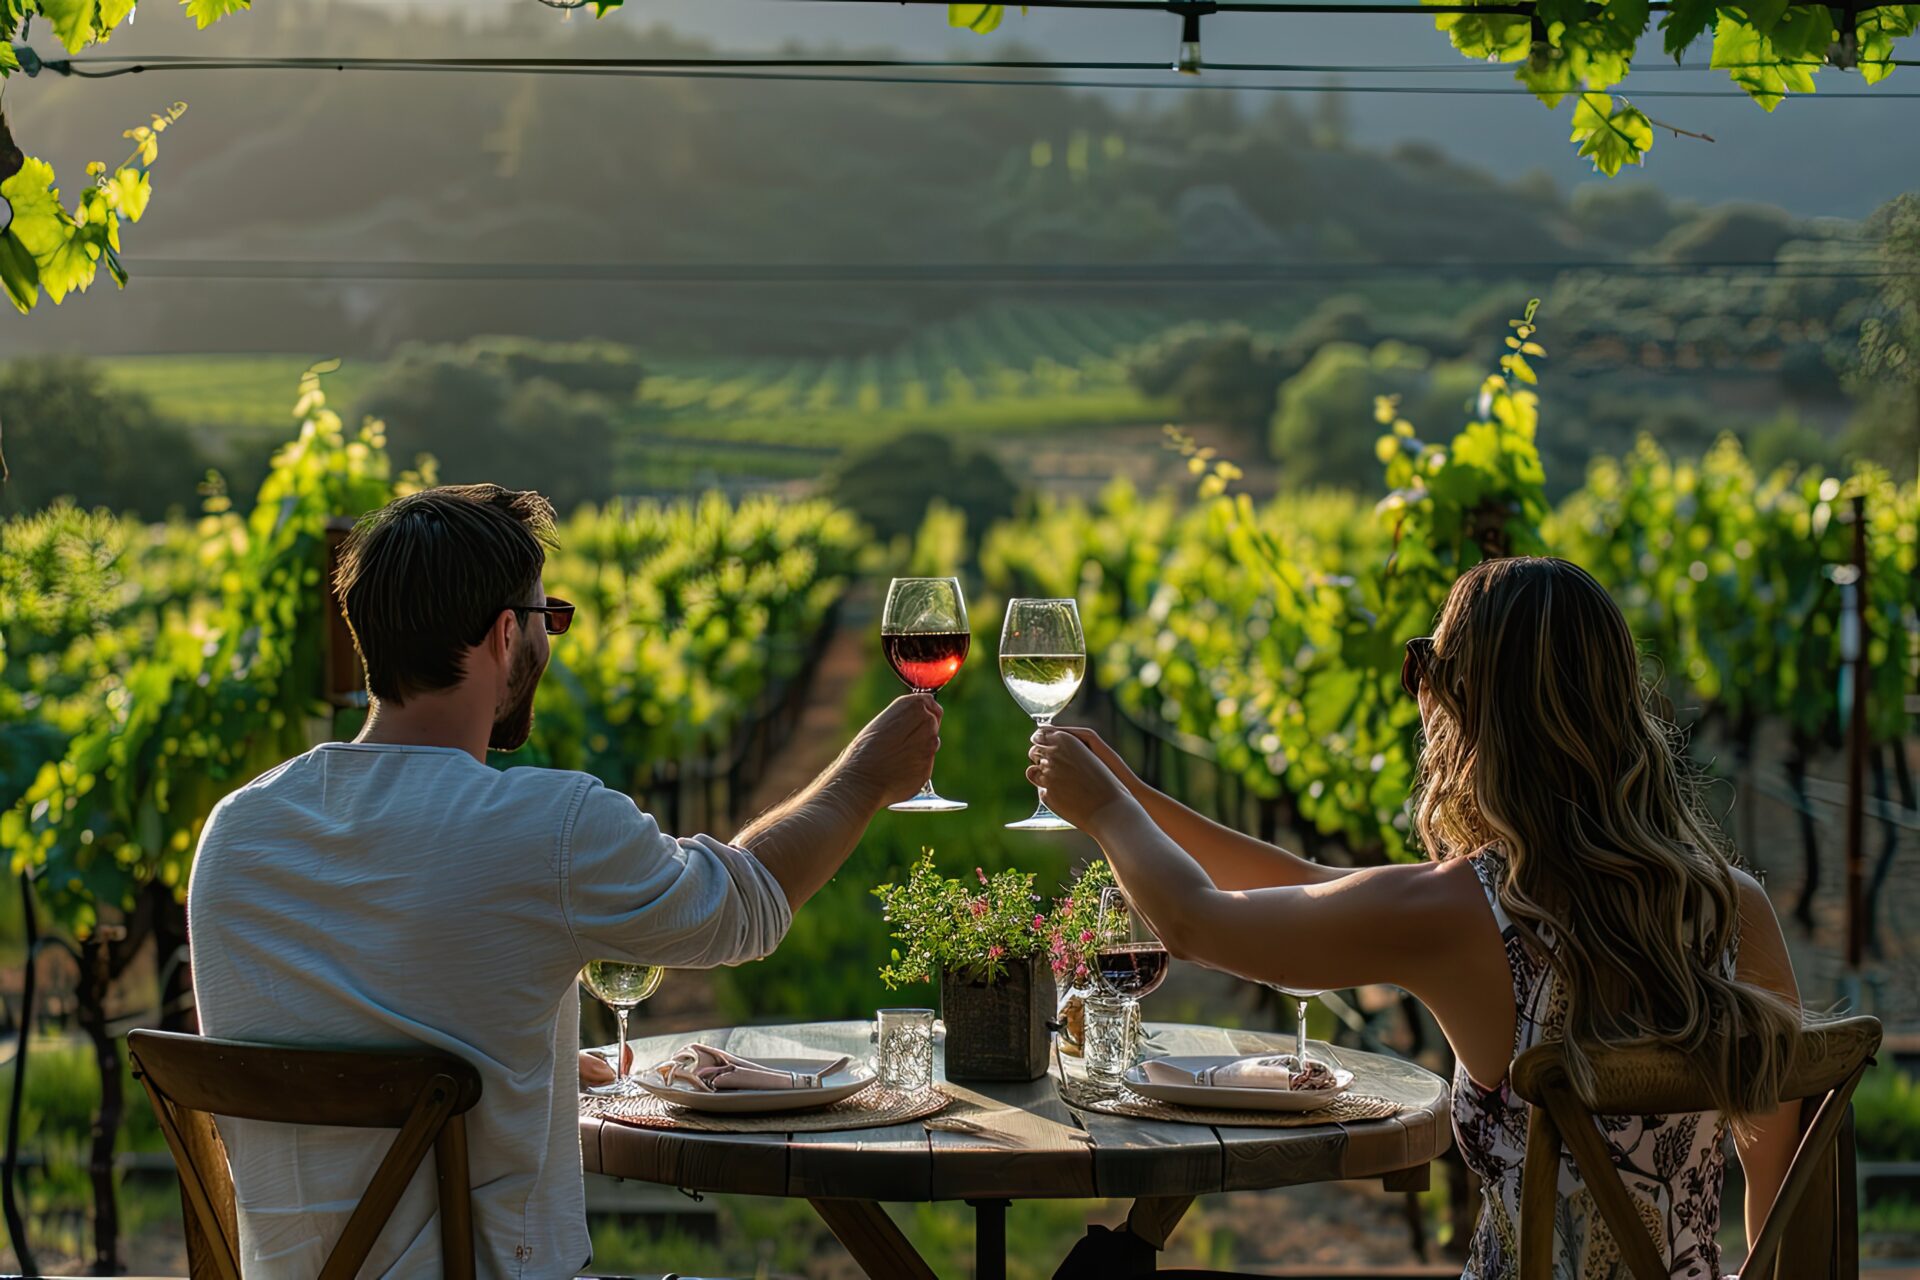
[874,850,1053,987]
[0,102,185,314]
[945,1,1916,173]
[1039,857,1116,989]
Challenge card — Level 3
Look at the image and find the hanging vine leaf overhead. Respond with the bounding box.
[951,0,1918,173]
[1,0,221,310]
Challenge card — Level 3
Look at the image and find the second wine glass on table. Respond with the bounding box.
[1094,886,1171,1000]
[881,576,970,812]
[1266,984,1330,1071]
[999,597,1086,831]
[581,960,665,1096]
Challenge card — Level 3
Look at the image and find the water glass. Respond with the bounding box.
[874,1007,936,1091]
[1082,993,1140,1086]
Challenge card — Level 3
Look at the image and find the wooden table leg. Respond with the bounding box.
[969,1198,1009,1280]
[1383,1162,1431,1193]
[808,1198,938,1280]
[1124,1194,1195,1250]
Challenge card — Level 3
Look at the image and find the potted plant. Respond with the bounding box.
[1041,860,1116,1057]
[874,853,1120,1081]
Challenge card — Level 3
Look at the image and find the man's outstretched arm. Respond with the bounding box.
[733,694,941,911]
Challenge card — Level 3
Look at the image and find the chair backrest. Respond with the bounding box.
[1509,1014,1881,1280]
[127,1028,485,1280]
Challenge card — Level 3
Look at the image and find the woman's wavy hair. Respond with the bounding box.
[1412,555,1800,1123]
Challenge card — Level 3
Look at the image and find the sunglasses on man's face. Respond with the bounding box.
[514,597,575,636]
[1401,636,1435,700]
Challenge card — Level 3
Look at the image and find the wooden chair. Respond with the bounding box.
[1509,1014,1881,1280]
[127,1029,484,1280]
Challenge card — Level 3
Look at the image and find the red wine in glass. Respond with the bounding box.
[880,576,968,812]
[882,631,970,693]
[1095,942,1171,999]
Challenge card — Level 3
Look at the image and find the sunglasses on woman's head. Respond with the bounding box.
[513,597,574,636]
[1401,636,1435,700]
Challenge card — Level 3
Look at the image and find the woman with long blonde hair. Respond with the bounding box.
[1029,555,1804,1279]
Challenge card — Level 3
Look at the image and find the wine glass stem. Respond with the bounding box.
[615,1008,631,1086]
[1031,714,1052,814]
[918,690,941,794]
[1295,999,1309,1064]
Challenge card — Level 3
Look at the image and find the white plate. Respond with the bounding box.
[632,1057,877,1115]
[1123,1056,1354,1113]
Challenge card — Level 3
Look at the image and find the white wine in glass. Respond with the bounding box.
[581,960,665,1096]
[1000,597,1086,831]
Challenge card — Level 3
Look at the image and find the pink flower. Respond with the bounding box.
[1078,929,1095,945]
[970,898,989,917]
[1059,898,1074,913]
[975,866,988,886]
[1074,961,1090,981]
[987,944,1005,960]
[1031,914,1046,930]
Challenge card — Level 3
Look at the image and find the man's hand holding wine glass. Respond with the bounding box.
[842,693,945,807]
[1025,726,1139,833]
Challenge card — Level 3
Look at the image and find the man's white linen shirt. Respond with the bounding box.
[188,742,792,1278]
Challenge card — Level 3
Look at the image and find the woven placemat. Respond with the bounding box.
[1056,1072,1402,1127]
[582,1083,951,1134]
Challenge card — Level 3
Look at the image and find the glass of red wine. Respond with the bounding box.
[1093,886,1170,1001]
[881,576,969,813]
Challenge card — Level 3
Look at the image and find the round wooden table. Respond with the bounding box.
[582,1019,1451,1280]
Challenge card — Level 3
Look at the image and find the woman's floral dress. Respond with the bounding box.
[1452,851,1732,1280]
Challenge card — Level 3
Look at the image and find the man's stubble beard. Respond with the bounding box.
[488,636,544,753]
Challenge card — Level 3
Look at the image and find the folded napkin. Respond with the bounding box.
[1140,1055,1334,1092]
[651,1043,851,1093]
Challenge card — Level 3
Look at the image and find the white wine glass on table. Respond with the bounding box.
[580,960,665,1096]
[1266,983,1329,1072]
[880,576,969,813]
[999,597,1086,831]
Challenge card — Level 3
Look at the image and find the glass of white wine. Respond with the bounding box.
[580,960,665,1096]
[1000,597,1086,831]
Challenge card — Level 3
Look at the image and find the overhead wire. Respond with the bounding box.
[112,258,1917,284]
[34,53,1920,95]
[40,52,1912,75]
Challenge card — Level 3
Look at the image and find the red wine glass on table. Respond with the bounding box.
[1093,886,1170,1000]
[881,576,969,813]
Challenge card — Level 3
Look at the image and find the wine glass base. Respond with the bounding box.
[888,795,968,812]
[1006,814,1075,831]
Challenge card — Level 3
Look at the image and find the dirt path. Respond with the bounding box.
[738,608,872,820]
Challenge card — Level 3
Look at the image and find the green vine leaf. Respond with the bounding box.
[180,0,249,29]
[949,3,1004,33]
[1858,5,1920,84]
[0,103,181,313]
[1658,0,1719,56]
[1711,10,1826,107]
[1568,92,1652,174]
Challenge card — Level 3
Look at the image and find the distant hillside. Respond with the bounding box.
[1,4,1675,357]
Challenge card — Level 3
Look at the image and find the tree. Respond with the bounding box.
[829,431,1017,546]
[1844,194,1920,474]
[1269,342,1482,490]
[0,357,209,519]
[357,347,619,514]
[1128,325,1289,432]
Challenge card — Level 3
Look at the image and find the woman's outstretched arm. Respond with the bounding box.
[1047,725,1354,890]
[1027,729,1494,1003]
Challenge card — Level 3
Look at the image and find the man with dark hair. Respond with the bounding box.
[188,484,940,1278]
